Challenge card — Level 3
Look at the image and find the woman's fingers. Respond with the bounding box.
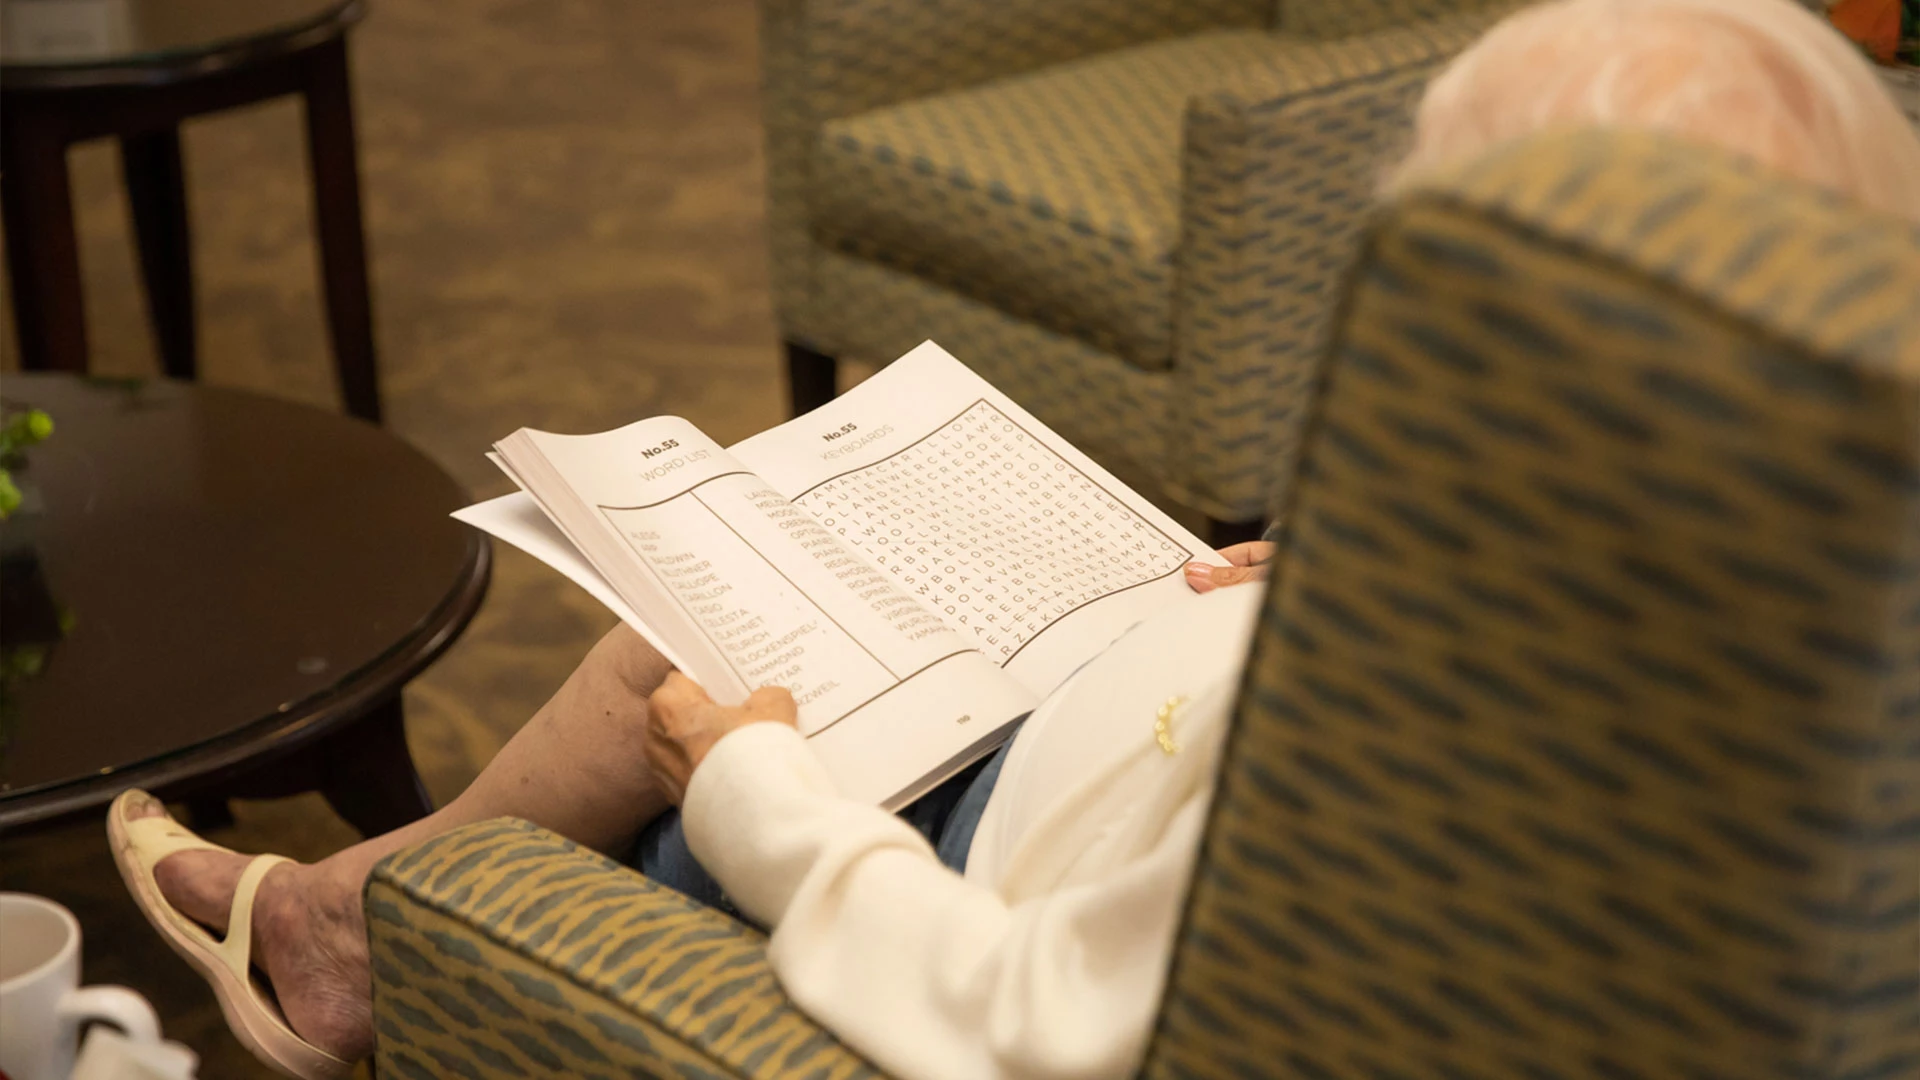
[650,670,712,715]
[743,685,800,726]
[644,676,800,804]
[1218,541,1277,568]
[1184,540,1277,593]
[1183,561,1271,594]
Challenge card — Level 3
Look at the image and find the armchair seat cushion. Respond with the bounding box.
[812,30,1287,371]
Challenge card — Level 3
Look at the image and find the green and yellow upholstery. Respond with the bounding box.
[1152,128,1920,1078]
[1281,0,1507,37]
[768,0,1524,532]
[365,820,875,1078]
[370,130,1920,1078]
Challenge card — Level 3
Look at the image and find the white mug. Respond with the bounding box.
[0,893,161,1080]
[72,1028,198,1080]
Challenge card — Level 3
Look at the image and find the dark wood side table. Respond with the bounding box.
[1,0,383,421]
[0,375,489,836]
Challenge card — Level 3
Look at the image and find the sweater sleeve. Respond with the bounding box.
[681,722,1206,1080]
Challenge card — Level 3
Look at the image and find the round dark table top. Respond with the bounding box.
[0,375,488,828]
[0,0,361,90]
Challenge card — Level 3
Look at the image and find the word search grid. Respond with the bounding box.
[795,400,1191,664]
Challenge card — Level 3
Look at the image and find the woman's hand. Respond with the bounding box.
[1183,541,1276,593]
[644,673,799,804]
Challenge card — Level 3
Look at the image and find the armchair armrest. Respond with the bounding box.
[366,819,880,1080]
[762,0,1271,333]
[1170,7,1518,520]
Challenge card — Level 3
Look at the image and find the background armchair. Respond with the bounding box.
[368,129,1920,1078]
[767,0,1524,541]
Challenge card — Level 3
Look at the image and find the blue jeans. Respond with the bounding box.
[628,730,1019,922]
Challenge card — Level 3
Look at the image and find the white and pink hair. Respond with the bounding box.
[1394,0,1920,221]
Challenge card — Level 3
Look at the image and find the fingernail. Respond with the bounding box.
[1184,562,1210,578]
[1210,566,1242,584]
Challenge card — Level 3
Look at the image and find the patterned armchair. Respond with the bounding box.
[366,129,1920,1079]
[765,0,1525,542]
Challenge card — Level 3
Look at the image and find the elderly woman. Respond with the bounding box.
[112,1,1920,1076]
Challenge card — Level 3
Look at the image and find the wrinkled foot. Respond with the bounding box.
[126,793,374,1062]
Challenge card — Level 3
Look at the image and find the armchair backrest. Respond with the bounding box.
[1281,0,1526,38]
[759,0,1276,336]
[1146,128,1920,1079]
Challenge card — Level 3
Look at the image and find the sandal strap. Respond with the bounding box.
[216,855,293,973]
[119,807,291,977]
[123,812,234,863]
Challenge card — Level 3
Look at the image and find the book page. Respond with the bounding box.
[454,491,687,669]
[494,417,1034,807]
[730,342,1227,699]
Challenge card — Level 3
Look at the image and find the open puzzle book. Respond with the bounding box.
[457,342,1225,809]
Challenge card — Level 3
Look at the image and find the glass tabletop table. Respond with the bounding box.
[0,375,489,833]
[0,0,361,88]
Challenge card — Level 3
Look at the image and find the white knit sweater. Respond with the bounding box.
[683,586,1265,1080]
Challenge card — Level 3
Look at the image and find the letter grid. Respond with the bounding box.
[796,402,1189,663]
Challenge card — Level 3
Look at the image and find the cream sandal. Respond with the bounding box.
[106,790,351,1080]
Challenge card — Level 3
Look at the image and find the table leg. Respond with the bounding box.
[299,37,383,423]
[0,102,88,373]
[319,695,433,838]
[185,797,236,832]
[786,340,838,416]
[121,127,199,380]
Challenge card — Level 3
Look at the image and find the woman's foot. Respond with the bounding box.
[123,794,375,1063]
